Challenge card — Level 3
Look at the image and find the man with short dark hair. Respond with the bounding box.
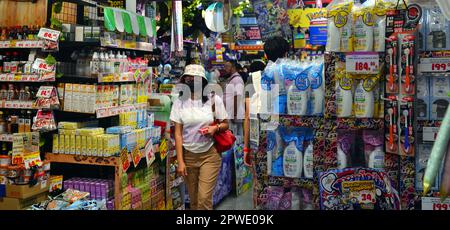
[243,36,289,166]
[223,59,245,136]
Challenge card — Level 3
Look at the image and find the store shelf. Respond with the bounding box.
[0,134,14,142]
[60,40,154,52]
[0,73,55,82]
[0,40,43,49]
[96,103,147,118]
[45,153,120,167]
[100,39,154,52]
[170,176,183,189]
[0,101,35,109]
[60,72,136,83]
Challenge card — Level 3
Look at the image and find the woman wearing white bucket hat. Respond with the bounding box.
[170,64,229,210]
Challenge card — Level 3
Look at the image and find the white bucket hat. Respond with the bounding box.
[182,64,207,80]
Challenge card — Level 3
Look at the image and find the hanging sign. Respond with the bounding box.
[32,58,55,72]
[145,139,155,168]
[131,146,142,167]
[346,53,380,74]
[37,28,61,42]
[120,147,131,172]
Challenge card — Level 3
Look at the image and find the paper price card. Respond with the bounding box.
[145,139,155,168]
[422,197,450,210]
[23,152,42,169]
[341,181,376,205]
[32,58,55,72]
[131,146,142,167]
[120,148,131,172]
[159,139,168,160]
[0,41,10,48]
[37,28,61,42]
[419,58,450,73]
[36,86,54,98]
[346,53,380,74]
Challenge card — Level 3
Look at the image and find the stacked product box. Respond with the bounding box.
[63,178,114,201]
[106,126,153,152]
[128,187,142,210]
[63,84,144,112]
[119,109,148,129]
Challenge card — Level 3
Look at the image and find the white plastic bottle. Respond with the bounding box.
[303,142,314,179]
[90,52,100,75]
[283,141,303,178]
[354,80,374,118]
[287,72,309,115]
[108,51,115,74]
[309,65,324,115]
[368,146,385,169]
[336,80,353,117]
[99,52,106,74]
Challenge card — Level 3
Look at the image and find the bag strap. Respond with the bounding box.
[211,94,217,122]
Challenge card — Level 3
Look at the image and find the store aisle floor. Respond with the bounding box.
[215,190,254,210]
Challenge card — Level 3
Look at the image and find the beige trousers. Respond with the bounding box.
[183,146,222,210]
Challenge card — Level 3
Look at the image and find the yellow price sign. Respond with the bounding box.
[159,139,168,160]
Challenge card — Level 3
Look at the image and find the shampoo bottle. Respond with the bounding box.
[283,140,303,178]
[336,78,353,117]
[309,63,325,115]
[287,71,309,116]
[354,79,374,118]
[303,141,314,179]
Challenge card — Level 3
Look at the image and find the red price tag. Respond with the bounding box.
[419,58,450,73]
[346,53,380,74]
[422,197,450,210]
[37,28,60,42]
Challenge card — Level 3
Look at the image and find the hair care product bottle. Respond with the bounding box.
[336,78,353,117]
[309,63,324,115]
[303,141,314,179]
[354,79,374,118]
[283,135,303,178]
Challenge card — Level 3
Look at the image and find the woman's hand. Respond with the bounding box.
[206,125,219,137]
[177,161,188,177]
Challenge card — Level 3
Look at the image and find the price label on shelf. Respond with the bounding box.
[0,41,10,48]
[37,28,61,42]
[0,74,6,81]
[423,127,440,141]
[346,53,380,74]
[32,58,55,72]
[422,197,450,210]
[419,58,450,73]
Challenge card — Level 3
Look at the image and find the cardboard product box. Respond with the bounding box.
[6,182,49,199]
[64,84,73,112]
[0,192,48,210]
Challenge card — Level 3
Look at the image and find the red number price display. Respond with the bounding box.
[346,53,379,74]
[431,63,449,71]
[433,203,449,210]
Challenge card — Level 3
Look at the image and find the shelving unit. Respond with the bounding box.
[45,153,123,209]
[0,73,55,82]
[0,40,43,49]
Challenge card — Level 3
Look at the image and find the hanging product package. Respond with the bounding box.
[354,75,376,118]
[308,59,325,116]
[280,127,304,178]
[336,65,354,117]
[260,63,276,114]
[352,0,375,52]
[303,129,315,179]
[337,130,355,169]
[267,129,284,177]
[287,63,311,116]
[326,0,354,52]
[363,130,384,169]
[373,0,396,52]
